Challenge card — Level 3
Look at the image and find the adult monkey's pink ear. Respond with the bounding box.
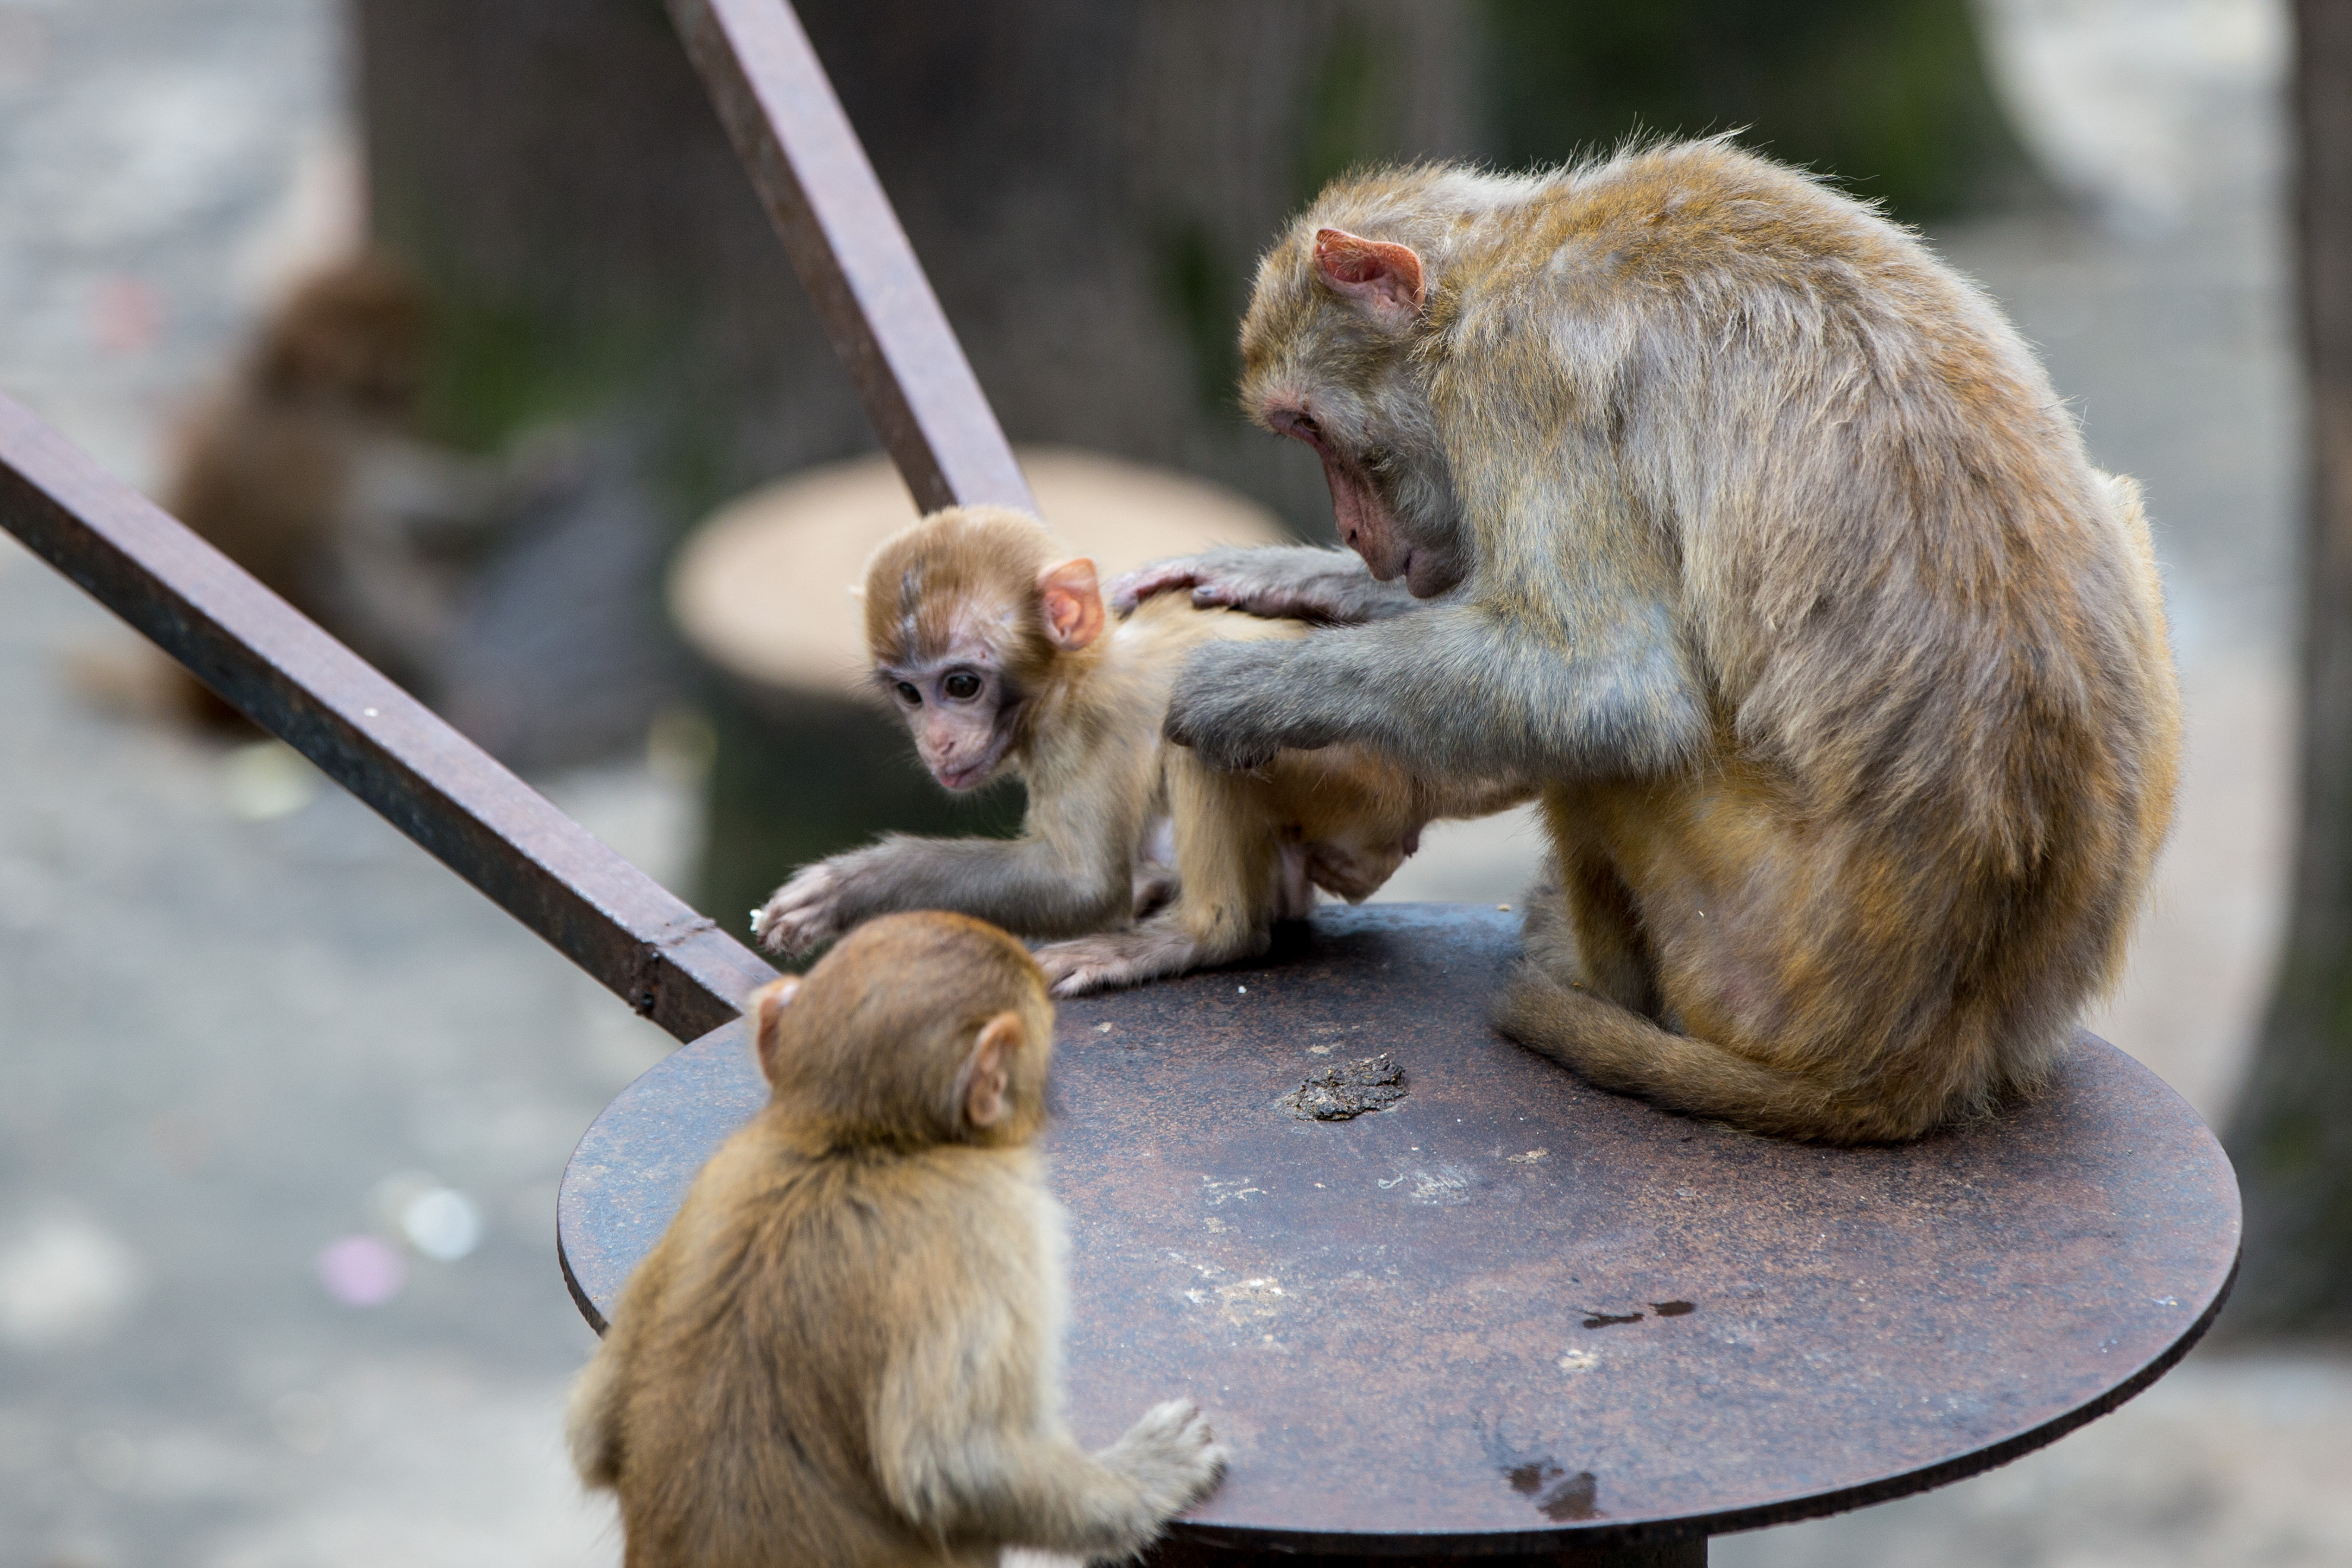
[1314,228,1426,320]
[1039,558,1105,651]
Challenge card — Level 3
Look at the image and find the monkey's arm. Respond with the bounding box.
[866,1184,1226,1557]
[885,1400,1226,1560]
[1107,544,1421,624]
[1163,601,1706,779]
[757,801,1143,955]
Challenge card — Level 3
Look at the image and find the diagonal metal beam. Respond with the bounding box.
[0,395,777,1044]
[1,0,1018,1044]
[666,0,1037,516]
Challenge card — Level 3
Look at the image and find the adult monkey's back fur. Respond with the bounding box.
[1151,138,2181,1143]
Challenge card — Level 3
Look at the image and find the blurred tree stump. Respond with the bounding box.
[2225,0,2352,1340]
[672,447,1282,932]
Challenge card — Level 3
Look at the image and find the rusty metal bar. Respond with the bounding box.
[666,0,1038,517]
[2,0,1012,1044]
[0,395,777,1044]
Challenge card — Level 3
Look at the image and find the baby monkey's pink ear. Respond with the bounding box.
[1039,558,1105,651]
[1314,228,1426,320]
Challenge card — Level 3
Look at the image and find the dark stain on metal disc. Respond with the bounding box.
[1506,1460,1601,1521]
[1582,1310,1644,1328]
[1652,1299,1696,1317]
[1281,1051,1406,1120]
[1540,1471,1601,1521]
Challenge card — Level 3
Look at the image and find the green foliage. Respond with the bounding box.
[1482,0,2028,221]
[1155,23,1412,423]
[416,294,669,455]
[1300,27,1391,203]
[1156,220,1245,419]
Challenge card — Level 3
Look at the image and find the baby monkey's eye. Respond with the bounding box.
[943,671,984,701]
[894,681,922,705]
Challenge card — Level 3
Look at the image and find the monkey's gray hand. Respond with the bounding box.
[1163,640,1331,772]
[1098,1399,1228,1515]
[1109,545,1415,624]
[754,862,845,956]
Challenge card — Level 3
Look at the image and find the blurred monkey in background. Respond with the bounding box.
[78,254,577,725]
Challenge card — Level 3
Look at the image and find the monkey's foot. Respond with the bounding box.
[752,864,843,956]
[1035,927,1243,997]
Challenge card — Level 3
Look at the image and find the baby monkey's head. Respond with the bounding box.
[859,506,1104,793]
[750,910,1054,1150]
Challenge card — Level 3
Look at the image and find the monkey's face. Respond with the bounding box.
[1242,228,1467,599]
[880,643,1021,792]
[1262,398,1466,598]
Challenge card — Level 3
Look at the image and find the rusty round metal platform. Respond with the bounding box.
[558,904,2239,1562]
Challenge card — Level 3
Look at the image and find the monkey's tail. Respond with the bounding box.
[1493,964,1948,1145]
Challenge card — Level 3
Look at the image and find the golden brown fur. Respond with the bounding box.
[569,912,1224,1566]
[755,506,1530,994]
[1139,140,2180,1142]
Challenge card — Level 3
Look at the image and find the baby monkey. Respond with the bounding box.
[568,912,1226,1566]
[753,506,1529,994]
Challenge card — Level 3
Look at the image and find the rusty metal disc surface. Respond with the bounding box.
[558,904,2240,1556]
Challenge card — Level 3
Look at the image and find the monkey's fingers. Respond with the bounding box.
[1110,1399,1229,1509]
[1105,560,1210,615]
[753,874,840,955]
[1161,711,1279,773]
[750,903,802,954]
[754,912,828,958]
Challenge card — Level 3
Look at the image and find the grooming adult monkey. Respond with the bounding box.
[569,912,1226,1566]
[753,506,1529,993]
[1119,139,2181,1144]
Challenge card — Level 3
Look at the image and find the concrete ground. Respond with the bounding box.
[0,0,2344,1564]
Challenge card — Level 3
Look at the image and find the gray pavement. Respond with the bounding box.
[0,0,2345,1564]
[0,2,640,1558]
[0,556,670,1566]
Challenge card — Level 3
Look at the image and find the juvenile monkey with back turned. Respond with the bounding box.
[569,911,1225,1567]
[1121,138,2180,1144]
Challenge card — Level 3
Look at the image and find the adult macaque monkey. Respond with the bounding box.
[568,912,1226,1566]
[1119,139,2181,1144]
[754,506,1528,993]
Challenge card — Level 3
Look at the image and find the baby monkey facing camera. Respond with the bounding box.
[568,912,1225,1567]
[752,506,1529,994]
